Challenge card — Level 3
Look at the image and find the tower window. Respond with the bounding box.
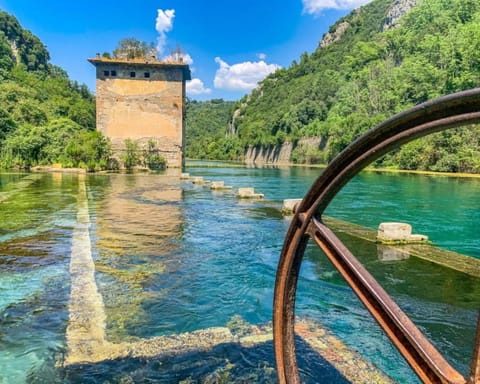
[103,70,109,76]
[111,70,117,76]
[130,71,136,78]
[144,72,150,78]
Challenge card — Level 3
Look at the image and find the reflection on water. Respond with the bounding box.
[376,244,410,261]
[89,174,184,342]
[0,167,478,383]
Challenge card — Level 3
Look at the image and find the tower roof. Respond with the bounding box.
[88,56,191,80]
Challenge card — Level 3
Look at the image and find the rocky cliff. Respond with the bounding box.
[382,0,418,30]
[241,0,419,165]
[244,137,325,164]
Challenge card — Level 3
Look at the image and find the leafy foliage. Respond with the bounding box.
[185,98,242,160]
[121,139,140,171]
[113,38,156,60]
[291,143,325,165]
[142,140,166,170]
[0,11,110,170]
[0,11,49,71]
[227,0,480,172]
[120,139,167,171]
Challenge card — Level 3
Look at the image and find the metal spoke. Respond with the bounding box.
[309,218,464,384]
[273,88,480,384]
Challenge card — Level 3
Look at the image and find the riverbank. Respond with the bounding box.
[31,165,87,173]
[11,160,480,179]
[363,167,480,179]
[186,159,480,179]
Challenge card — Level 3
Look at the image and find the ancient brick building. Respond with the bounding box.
[88,56,191,167]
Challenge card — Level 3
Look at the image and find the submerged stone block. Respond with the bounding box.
[378,222,412,240]
[409,234,429,241]
[377,222,428,244]
[282,198,303,214]
[237,187,264,198]
[191,176,210,185]
[210,181,232,190]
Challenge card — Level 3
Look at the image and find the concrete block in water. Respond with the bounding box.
[192,176,210,185]
[409,234,429,241]
[237,187,264,198]
[377,222,428,244]
[211,181,233,190]
[282,198,303,214]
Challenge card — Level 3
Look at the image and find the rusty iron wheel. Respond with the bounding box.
[273,88,480,384]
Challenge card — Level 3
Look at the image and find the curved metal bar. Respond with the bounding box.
[273,88,480,384]
[309,218,465,384]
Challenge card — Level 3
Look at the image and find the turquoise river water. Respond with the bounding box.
[0,164,479,383]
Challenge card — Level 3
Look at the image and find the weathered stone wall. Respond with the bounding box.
[92,60,188,167]
[244,137,325,164]
[244,142,294,164]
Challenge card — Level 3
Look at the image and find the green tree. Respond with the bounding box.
[113,38,155,59]
[65,130,111,171]
[143,140,166,170]
[185,98,237,160]
[0,32,14,77]
[0,107,17,141]
[0,11,50,71]
[122,139,140,170]
[226,0,480,171]
[1,124,45,167]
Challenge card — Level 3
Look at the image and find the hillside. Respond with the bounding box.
[196,0,480,173]
[185,98,239,160]
[0,11,110,170]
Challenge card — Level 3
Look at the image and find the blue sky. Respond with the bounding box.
[0,0,371,101]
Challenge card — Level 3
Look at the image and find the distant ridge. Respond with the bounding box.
[186,0,480,174]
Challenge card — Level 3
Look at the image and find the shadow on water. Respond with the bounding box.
[60,337,350,384]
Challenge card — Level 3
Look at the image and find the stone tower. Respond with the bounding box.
[88,56,191,167]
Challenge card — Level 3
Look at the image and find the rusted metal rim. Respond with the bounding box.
[273,88,480,384]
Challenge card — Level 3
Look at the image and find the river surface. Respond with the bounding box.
[0,165,479,383]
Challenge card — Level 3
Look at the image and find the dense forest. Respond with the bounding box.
[184,99,238,160]
[3,1,480,173]
[0,11,113,170]
[187,0,480,173]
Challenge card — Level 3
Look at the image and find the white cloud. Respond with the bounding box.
[257,53,267,60]
[302,0,371,14]
[155,9,175,56]
[187,78,212,95]
[214,57,280,91]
